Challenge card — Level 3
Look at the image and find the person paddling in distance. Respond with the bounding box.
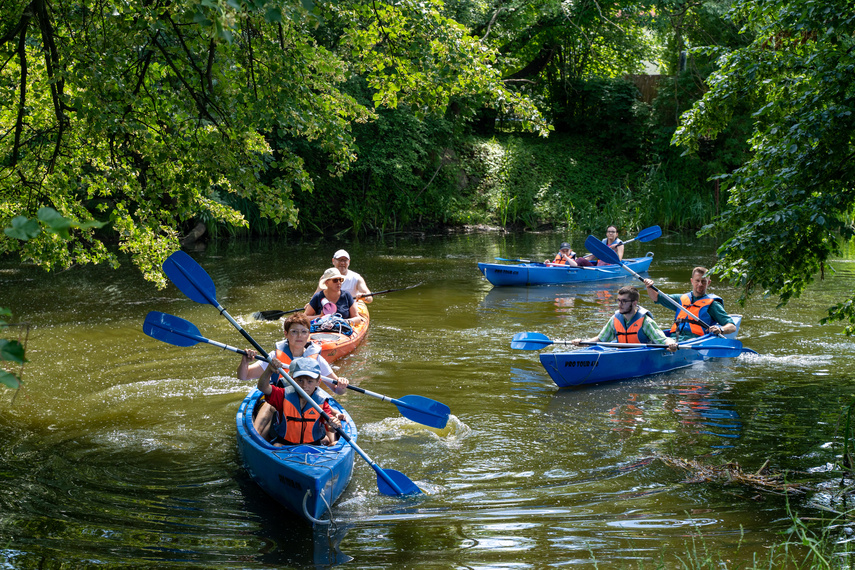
[547,242,593,267]
[253,356,346,446]
[305,267,366,324]
[583,225,625,265]
[643,267,736,340]
[571,286,678,351]
[319,249,373,303]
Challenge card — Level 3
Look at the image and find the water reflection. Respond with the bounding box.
[3,231,852,567]
[546,373,743,453]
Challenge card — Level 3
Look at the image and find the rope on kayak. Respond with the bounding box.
[302,488,335,526]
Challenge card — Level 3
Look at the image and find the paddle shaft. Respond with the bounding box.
[223,346,433,417]
[144,310,448,429]
[584,235,712,332]
[163,251,413,495]
[256,283,422,320]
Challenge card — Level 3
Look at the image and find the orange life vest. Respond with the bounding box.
[613,308,650,344]
[552,251,576,265]
[275,387,328,445]
[670,294,722,337]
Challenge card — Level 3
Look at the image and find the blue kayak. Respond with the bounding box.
[235,389,355,526]
[478,254,654,286]
[539,316,743,388]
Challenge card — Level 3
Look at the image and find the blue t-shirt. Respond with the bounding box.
[308,290,355,319]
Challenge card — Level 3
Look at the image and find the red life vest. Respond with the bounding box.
[613,308,650,344]
[670,294,722,337]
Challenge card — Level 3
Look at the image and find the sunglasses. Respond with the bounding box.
[328,278,344,283]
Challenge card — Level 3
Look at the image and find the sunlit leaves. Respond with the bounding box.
[673,0,855,329]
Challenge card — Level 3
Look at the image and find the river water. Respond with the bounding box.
[2,230,855,568]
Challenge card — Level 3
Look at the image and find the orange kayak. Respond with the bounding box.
[310,300,369,362]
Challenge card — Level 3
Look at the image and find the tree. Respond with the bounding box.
[1,0,547,286]
[672,0,855,329]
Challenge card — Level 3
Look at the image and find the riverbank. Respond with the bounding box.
[216,132,722,242]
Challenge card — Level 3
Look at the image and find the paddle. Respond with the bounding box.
[584,234,713,334]
[143,311,451,429]
[620,225,662,245]
[494,257,547,265]
[161,250,421,496]
[252,283,424,321]
[510,331,747,357]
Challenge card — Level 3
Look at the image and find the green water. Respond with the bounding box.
[2,231,855,568]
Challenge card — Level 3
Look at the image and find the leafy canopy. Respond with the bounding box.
[673,0,855,330]
[1,0,547,286]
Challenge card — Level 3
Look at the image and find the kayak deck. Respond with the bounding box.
[235,389,355,525]
[478,254,654,286]
[310,300,369,363]
[539,316,743,388]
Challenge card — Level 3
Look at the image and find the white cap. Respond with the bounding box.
[333,249,350,260]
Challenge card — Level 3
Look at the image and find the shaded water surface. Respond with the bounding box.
[2,232,855,568]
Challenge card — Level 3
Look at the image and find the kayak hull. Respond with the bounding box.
[311,300,369,362]
[479,254,654,286]
[539,316,743,387]
[235,389,355,525]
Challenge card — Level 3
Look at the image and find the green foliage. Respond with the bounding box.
[673,0,855,323]
[555,78,652,159]
[4,207,108,242]
[0,0,547,285]
[458,133,653,232]
[0,308,26,390]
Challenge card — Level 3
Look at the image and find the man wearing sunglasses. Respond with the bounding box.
[571,286,677,351]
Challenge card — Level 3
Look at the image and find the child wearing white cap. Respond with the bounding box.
[253,356,346,446]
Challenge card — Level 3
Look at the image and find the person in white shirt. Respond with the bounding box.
[316,249,373,303]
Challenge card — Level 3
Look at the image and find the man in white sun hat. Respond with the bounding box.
[327,249,373,303]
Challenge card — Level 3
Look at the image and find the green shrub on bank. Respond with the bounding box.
[213,76,734,238]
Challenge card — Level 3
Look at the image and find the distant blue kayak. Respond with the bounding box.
[236,389,355,526]
[478,253,654,286]
[539,316,743,388]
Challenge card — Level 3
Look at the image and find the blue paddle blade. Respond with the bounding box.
[636,225,662,242]
[691,337,745,358]
[143,311,204,347]
[510,331,553,350]
[377,468,421,496]
[394,395,450,429]
[584,235,621,265]
[163,250,218,306]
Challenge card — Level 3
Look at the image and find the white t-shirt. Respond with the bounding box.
[259,339,333,377]
[341,270,363,297]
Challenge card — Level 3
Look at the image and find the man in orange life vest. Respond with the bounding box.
[571,286,678,350]
[254,356,345,447]
[643,267,736,341]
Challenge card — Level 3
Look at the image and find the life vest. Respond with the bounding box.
[552,251,577,265]
[613,307,651,344]
[670,293,723,337]
[270,340,320,387]
[274,386,328,445]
